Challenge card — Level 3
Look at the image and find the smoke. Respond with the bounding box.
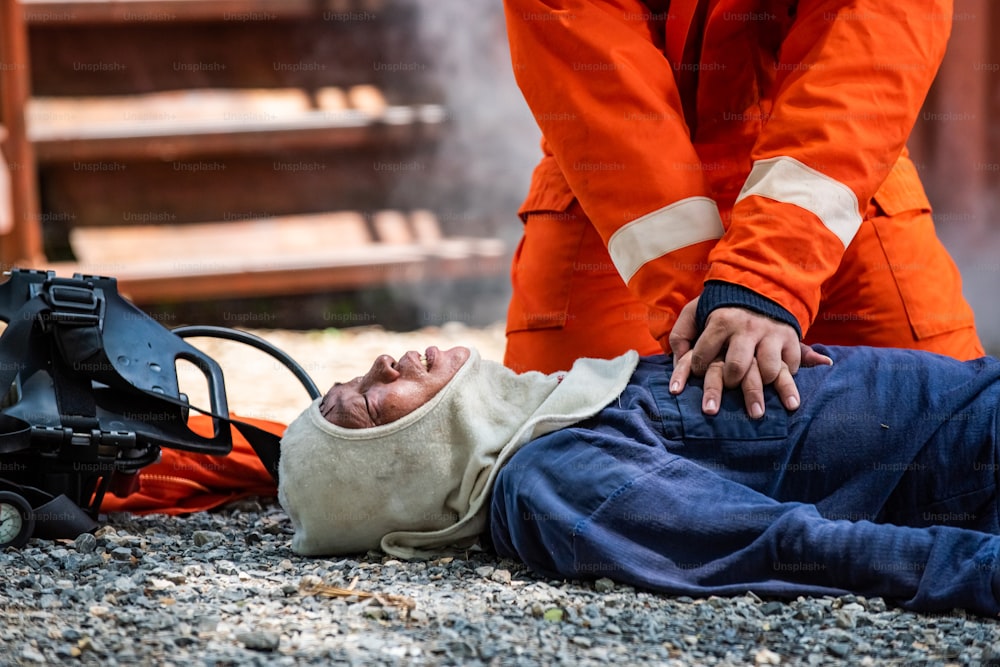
[407,1,539,238]
[377,1,540,328]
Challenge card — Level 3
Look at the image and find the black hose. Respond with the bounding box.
[172,325,322,400]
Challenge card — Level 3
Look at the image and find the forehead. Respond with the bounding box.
[323,378,367,427]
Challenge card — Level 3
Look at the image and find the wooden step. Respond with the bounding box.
[44,210,506,302]
[22,0,386,24]
[28,87,446,162]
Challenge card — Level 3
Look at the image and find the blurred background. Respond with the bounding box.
[1,0,998,353]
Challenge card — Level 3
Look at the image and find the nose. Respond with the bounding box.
[369,354,400,382]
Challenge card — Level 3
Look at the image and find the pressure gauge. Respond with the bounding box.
[0,491,34,549]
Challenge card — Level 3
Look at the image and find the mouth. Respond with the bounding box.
[423,346,438,371]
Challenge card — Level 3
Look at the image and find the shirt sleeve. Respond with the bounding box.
[503,0,723,346]
[701,0,954,332]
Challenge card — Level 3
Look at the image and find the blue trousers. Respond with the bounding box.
[490,346,1000,615]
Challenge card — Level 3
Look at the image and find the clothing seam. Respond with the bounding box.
[570,458,685,541]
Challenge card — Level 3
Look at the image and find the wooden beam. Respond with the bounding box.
[28,92,446,162]
[42,253,507,303]
[46,211,507,303]
[23,0,324,25]
[0,0,44,266]
[21,0,389,25]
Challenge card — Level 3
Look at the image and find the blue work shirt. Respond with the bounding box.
[490,345,1000,615]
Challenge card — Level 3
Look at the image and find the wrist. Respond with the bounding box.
[695,281,802,338]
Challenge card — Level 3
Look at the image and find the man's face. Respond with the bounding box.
[319,346,471,428]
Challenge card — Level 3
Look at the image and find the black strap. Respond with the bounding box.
[0,415,31,455]
[0,296,46,392]
[0,297,47,455]
[134,386,283,482]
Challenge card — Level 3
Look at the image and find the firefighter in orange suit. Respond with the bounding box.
[501,0,983,414]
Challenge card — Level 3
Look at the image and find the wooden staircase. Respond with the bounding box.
[0,0,507,306]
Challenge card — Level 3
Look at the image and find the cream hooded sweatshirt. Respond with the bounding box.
[278,349,639,559]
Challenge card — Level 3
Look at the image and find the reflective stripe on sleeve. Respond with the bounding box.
[608,197,724,283]
[737,156,862,247]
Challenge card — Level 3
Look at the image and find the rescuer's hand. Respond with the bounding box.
[668,301,831,417]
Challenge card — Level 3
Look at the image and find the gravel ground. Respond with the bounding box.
[3,324,1000,666]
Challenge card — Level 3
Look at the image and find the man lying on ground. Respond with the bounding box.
[278,344,1000,617]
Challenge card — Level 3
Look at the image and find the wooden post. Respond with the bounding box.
[0,0,43,268]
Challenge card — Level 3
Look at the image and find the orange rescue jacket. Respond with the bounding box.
[504,0,951,345]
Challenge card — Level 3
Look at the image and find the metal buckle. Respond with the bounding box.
[41,279,103,327]
[47,285,98,311]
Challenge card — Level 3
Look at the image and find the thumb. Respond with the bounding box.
[667,298,700,356]
[799,343,834,369]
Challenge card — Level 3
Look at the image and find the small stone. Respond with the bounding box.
[237,630,280,652]
[490,569,512,584]
[867,597,887,612]
[94,526,117,539]
[543,607,564,622]
[183,564,204,576]
[299,574,323,587]
[443,640,476,660]
[571,636,593,648]
[835,610,856,629]
[475,566,495,578]
[594,577,615,593]
[20,647,46,663]
[110,547,132,561]
[77,636,103,653]
[827,642,851,659]
[164,572,186,585]
[146,578,174,592]
[754,648,782,665]
[760,601,785,615]
[197,616,220,633]
[192,531,225,548]
[73,533,98,554]
[262,522,284,536]
[216,560,237,575]
[842,602,866,614]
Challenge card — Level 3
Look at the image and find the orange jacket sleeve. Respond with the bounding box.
[503,0,724,345]
[702,0,953,333]
[99,415,281,515]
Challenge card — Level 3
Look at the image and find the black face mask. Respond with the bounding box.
[0,268,319,547]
